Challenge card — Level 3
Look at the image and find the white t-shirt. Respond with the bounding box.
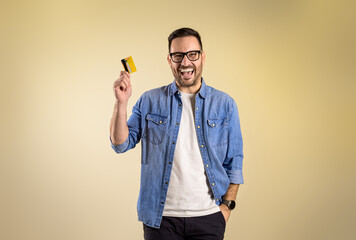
[163,91,220,217]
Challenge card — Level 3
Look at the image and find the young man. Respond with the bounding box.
[110,27,244,240]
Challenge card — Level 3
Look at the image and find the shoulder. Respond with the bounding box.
[205,85,240,118]
[206,85,236,105]
[134,84,171,109]
[142,84,170,98]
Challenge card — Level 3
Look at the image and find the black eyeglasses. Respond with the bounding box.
[169,50,202,63]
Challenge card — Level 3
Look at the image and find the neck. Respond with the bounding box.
[176,78,202,94]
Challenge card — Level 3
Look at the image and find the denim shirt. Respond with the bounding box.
[111,78,244,228]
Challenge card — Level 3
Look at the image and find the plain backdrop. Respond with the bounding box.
[1,0,355,239]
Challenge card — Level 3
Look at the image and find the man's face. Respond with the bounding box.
[167,36,205,92]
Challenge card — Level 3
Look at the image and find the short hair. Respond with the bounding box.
[168,27,203,52]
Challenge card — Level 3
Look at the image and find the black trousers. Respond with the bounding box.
[143,211,226,240]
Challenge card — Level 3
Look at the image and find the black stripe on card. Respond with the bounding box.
[121,59,129,72]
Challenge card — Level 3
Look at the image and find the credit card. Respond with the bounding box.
[121,56,137,73]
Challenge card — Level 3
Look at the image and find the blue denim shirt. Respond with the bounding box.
[111,78,244,228]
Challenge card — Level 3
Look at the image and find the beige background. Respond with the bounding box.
[1,0,355,239]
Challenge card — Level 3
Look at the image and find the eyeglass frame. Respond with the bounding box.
[169,50,203,63]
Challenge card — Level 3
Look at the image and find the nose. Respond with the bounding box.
[180,54,191,66]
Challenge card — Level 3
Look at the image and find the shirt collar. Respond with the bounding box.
[168,77,207,99]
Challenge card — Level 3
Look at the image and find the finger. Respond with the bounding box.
[114,71,131,91]
[119,70,131,79]
[119,72,131,85]
[115,81,126,91]
[113,78,123,89]
[123,71,131,79]
[121,77,131,88]
[114,73,129,85]
[113,77,126,89]
[119,70,127,77]
[118,80,128,91]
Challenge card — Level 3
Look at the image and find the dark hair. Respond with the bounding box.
[168,27,203,52]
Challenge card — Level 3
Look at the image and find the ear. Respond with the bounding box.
[167,53,172,67]
[201,51,206,65]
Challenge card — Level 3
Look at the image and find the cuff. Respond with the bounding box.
[226,169,244,184]
[110,136,129,153]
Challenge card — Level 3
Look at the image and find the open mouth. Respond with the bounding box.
[179,68,194,79]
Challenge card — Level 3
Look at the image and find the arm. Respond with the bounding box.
[219,184,239,222]
[110,71,132,145]
[223,99,244,184]
[219,99,244,222]
[223,183,240,201]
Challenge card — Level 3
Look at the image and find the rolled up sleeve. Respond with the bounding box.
[110,96,143,154]
[224,99,244,184]
[110,136,130,153]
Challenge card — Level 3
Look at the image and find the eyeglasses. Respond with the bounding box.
[169,50,202,63]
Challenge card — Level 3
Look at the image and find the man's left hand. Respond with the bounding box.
[219,204,231,223]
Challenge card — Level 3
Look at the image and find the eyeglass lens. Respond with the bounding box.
[172,51,200,63]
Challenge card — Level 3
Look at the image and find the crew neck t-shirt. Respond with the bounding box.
[163,91,220,217]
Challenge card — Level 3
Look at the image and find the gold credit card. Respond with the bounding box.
[121,56,137,73]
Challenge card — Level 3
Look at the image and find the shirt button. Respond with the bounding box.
[196,107,198,110]
[212,183,215,186]
[201,145,204,148]
[176,123,179,125]
[169,162,172,164]
[179,104,182,107]
[159,121,162,124]
[177,92,180,95]
[197,125,200,128]
[165,182,168,184]
[173,142,175,144]
[206,164,209,167]
[161,202,164,204]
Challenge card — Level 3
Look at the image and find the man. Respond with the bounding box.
[110,27,244,240]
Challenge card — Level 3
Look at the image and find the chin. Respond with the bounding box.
[178,78,198,88]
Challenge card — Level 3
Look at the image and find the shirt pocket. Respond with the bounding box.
[207,118,228,146]
[144,113,168,145]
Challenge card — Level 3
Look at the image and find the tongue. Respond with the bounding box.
[182,71,192,78]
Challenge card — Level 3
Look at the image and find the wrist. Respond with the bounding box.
[221,199,236,211]
[220,204,230,212]
[116,99,128,104]
[115,100,129,110]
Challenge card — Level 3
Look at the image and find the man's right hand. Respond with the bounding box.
[113,71,132,103]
